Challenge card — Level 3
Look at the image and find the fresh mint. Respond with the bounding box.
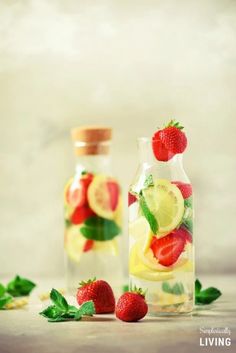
[162,282,185,295]
[7,275,36,297]
[182,218,193,233]
[143,175,154,189]
[39,289,95,322]
[139,195,158,234]
[0,294,13,309]
[184,196,193,208]
[80,216,120,241]
[0,284,6,297]
[195,279,221,305]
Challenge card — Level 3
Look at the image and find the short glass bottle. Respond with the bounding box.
[64,126,123,294]
[129,137,194,315]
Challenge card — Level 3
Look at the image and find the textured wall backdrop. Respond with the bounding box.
[0,0,236,277]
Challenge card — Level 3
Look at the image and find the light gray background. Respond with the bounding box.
[0,0,236,277]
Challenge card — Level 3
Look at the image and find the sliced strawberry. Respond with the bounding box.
[152,131,175,162]
[107,181,120,211]
[66,184,86,208]
[70,206,94,225]
[172,181,192,199]
[150,233,185,267]
[83,239,94,252]
[128,192,137,206]
[173,226,192,243]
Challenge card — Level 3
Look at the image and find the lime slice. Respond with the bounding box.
[142,179,184,233]
[64,226,87,263]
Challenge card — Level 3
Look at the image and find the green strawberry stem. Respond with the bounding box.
[165,119,184,130]
[130,285,147,298]
[79,277,96,288]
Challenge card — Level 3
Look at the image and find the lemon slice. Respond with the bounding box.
[64,226,87,263]
[88,175,114,219]
[114,196,122,227]
[143,179,184,233]
[157,292,188,306]
[94,238,118,255]
[129,242,174,281]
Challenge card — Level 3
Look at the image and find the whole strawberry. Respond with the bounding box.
[76,278,115,314]
[152,120,187,161]
[115,287,148,322]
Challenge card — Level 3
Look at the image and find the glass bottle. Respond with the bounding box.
[129,137,194,315]
[64,126,123,294]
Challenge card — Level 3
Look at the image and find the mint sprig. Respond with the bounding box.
[143,175,154,188]
[39,289,95,322]
[6,275,36,297]
[195,279,221,305]
[0,275,36,309]
[162,282,185,295]
[80,216,121,241]
[139,194,158,234]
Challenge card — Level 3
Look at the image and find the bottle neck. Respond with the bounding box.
[137,137,189,182]
[74,154,112,176]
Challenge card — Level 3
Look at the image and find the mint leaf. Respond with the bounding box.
[195,279,202,293]
[172,282,184,295]
[40,305,61,319]
[143,175,154,188]
[77,301,95,317]
[7,275,36,297]
[0,284,6,297]
[81,216,120,241]
[39,292,95,322]
[182,218,193,233]
[50,289,68,311]
[195,279,221,305]
[0,294,12,309]
[184,197,193,208]
[139,195,158,234]
[162,282,184,295]
[162,282,172,294]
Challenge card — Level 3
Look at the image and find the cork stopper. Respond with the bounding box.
[71,126,112,155]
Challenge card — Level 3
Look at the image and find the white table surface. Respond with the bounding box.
[0,275,235,353]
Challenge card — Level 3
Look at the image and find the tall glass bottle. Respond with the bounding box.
[129,137,194,315]
[64,126,123,294]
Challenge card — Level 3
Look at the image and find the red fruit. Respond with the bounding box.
[171,181,192,199]
[66,173,93,208]
[128,192,137,206]
[159,126,187,154]
[173,226,192,243]
[150,233,185,267]
[77,279,115,314]
[83,239,94,252]
[115,289,148,322]
[107,181,120,211]
[70,205,94,225]
[152,131,175,162]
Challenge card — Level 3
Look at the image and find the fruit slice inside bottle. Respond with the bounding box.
[88,175,119,219]
[142,178,184,233]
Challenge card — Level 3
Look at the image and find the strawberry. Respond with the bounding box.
[128,192,137,206]
[70,205,94,225]
[171,181,192,199]
[115,287,148,322]
[150,232,185,267]
[159,121,187,154]
[107,181,120,211]
[152,130,175,162]
[76,278,115,314]
[83,239,94,252]
[66,173,93,208]
[173,226,192,243]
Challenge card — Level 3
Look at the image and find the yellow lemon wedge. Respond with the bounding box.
[64,226,87,263]
[142,178,184,233]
